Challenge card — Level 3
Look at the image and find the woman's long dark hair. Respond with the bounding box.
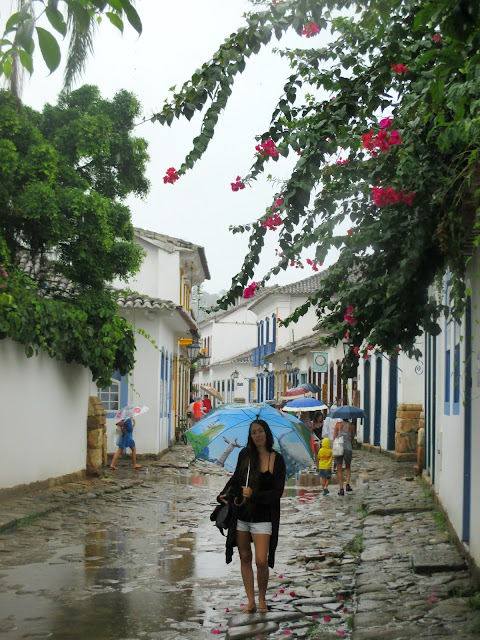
[242,419,274,492]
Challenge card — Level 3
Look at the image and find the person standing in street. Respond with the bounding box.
[110,417,142,470]
[192,397,204,424]
[312,411,324,439]
[217,419,286,615]
[333,419,356,495]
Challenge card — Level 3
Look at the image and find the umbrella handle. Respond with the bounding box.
[234,461,250,508]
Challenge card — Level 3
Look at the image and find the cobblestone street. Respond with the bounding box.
[0,446,479,639]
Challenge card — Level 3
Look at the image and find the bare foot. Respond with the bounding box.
[133,465,143,470]
[241,605,256,614]
[109,465,117,470]
[258,604,269,613]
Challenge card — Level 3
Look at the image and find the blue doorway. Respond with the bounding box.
[374,355,382,446]
[463,297,472,542]
[387,358,398,450]
[363,360,371,444]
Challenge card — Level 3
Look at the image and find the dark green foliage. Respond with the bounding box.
[0,87,149,386]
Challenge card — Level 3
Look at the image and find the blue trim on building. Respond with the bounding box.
[374,355,382,447]
[363,360,371,444]
[105,371,128,418]
[462,297,472,542]
[387,358,398,451]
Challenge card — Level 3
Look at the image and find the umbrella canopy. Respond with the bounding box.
[280,387,313,400]
[283,398,328,413]
[200,385,224,402]
[302,383,322,394]
[329,405,366,420]
[185,402,314,479]
[115,405,149,420]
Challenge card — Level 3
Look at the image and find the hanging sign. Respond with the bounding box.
[313,352,328,373]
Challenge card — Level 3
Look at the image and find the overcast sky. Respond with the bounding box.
[5,0,343,293]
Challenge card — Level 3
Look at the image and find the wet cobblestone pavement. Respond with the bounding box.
[0,446,479,639]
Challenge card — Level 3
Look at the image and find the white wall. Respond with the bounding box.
[0,338,90,489]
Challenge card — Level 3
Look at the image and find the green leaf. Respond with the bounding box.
[17,48,33,74]
[106,12,124,32]
[15,17,35,54]
[35,27,61,73]
[45,6,67,37]
[118,0,142,35]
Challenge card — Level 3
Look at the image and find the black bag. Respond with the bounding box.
[210,501,235,535]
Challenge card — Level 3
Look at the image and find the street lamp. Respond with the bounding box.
[263,365,270,374]
[186,340,201,361]
[343,339,352,356]
[284,359,293,373]
[231,369,240,379]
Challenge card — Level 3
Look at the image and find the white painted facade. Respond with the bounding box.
[423,249,480,570]
[91,228,209,456]
[0,338,90,490]
[355,345,424,449]
[195,303,257,405]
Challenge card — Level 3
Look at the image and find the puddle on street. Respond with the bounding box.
[0,490,229,639]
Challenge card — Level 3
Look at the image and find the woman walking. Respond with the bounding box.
[333,419,356,495]
[217,419,286,614]
[110,417,142,470]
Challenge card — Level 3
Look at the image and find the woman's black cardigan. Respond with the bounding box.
[217,448,286,568]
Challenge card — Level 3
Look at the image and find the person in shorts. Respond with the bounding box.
[333,419,356,495]
[317,437,333,495]
[217,420,286,615]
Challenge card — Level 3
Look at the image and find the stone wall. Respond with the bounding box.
[395,403,423,455]
[86,396,107,476]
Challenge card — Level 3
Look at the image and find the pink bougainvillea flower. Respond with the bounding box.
[353,346,360,356]
[231,176,245,192]
[346,305,354,313]
[338,596,344,601]
[343,607,349,612]
[301,21,320,38]
[379,117,393,129]
[324,616,331,622]
[163,167,179,184]
[433,33,441,43]
[279,589,285,594]
[255,138,280,158]
[273,593,278,598]
[336,158,350,165]
[361,130,375,151]
[278,574,284,578]
[367,345,374,351]
[262,213,283,231]
[284,631,291,636]
[429,595,436,602]
[289,591,296,596]
[364,354,371,360]
[402,191,416,206]
[344,314,356,325]
[212,630,220,635]
[388,130,402,146]
[391,62,408,74]
[344,330,350,340]
[337,632,345,636]
[243,282,258,299]
[347,228,353,236]
[225,608,230,612]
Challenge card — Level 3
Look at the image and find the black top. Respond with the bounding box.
[237,466,274,523]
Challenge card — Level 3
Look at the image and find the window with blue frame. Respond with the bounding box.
[272,314,276,347]
[98,379,120,411]
[266,317,270,343]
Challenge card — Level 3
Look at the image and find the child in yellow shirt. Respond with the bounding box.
[317,437,333,496]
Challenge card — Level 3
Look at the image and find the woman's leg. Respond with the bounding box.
[110,447,122,469]
[252,533,270,612]
[336,462,344,491]
[345,463,351,486]
[237,530,256,612]
[131,447,142,469]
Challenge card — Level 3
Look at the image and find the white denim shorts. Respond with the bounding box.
[237,519,272,535]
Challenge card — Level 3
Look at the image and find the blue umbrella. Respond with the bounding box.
[329,405,366,420]
[283,398,328,412]
[185,402,314,479]
[303,383,322,393]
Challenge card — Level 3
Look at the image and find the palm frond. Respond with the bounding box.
[63,8,96,93]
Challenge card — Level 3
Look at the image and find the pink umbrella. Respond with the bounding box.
[280,387,313,400]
